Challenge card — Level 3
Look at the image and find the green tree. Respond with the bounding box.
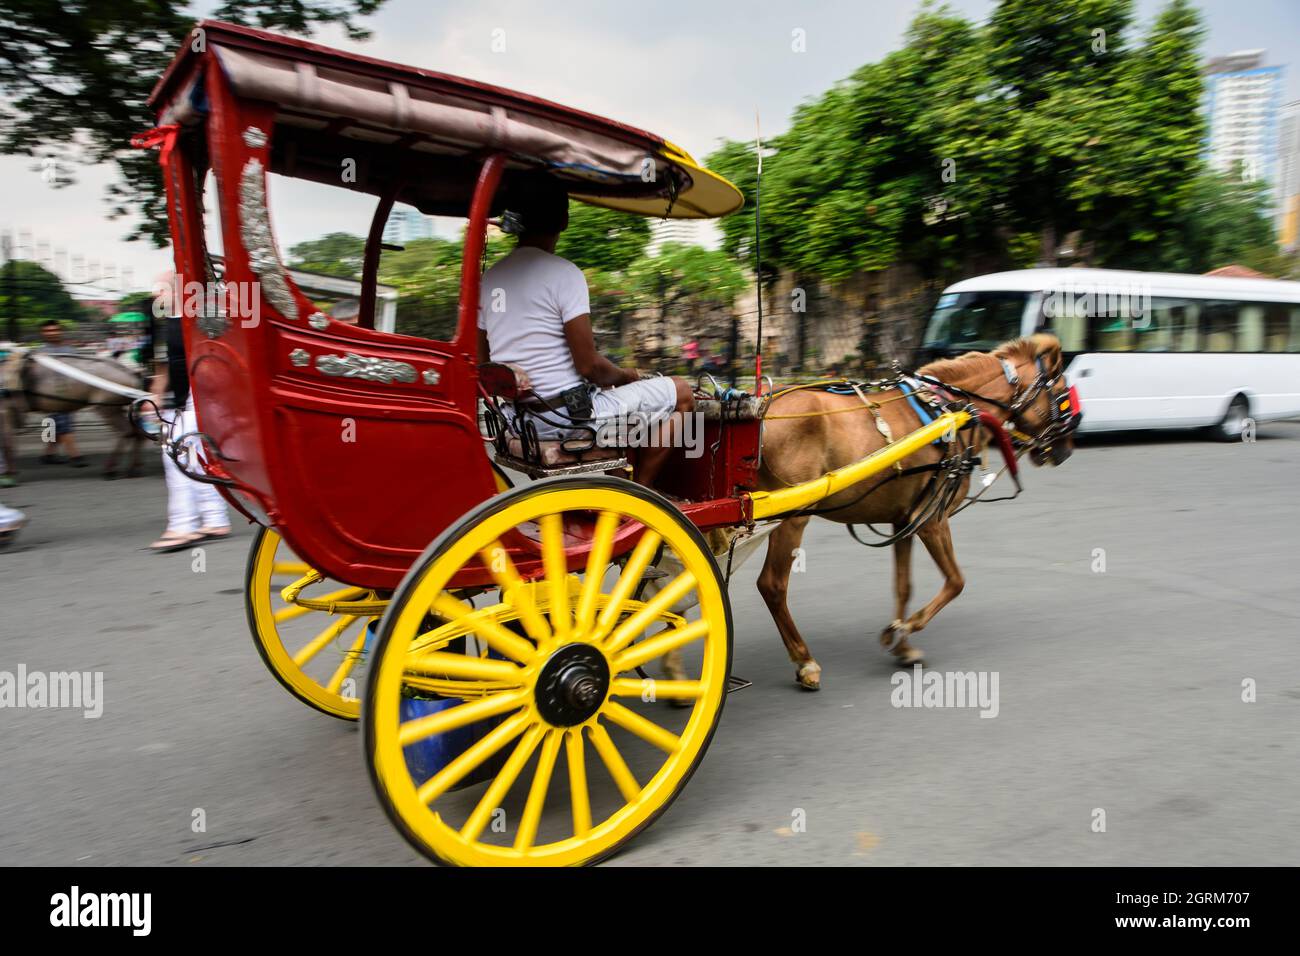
[1172,173,1285,274]
[623,243,747,363]
[0,1,385,245]
[0,260,93,339]
[556,204,650,272]
[287,232,367,279]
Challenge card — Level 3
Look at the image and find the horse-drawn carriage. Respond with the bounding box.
[137,21,1077,866]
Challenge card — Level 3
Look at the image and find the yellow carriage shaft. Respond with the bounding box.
[749,410,970,520]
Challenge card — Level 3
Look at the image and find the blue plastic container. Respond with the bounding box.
[396,633,508,791]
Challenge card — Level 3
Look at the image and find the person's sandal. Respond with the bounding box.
[150,530,203,553]
[196,526,232,541]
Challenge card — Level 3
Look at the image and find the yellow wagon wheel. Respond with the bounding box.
[245,464,514,721]
[245,527,381,720]
[364,476,732,866]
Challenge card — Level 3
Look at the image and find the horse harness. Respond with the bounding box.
[763,354,1081,547]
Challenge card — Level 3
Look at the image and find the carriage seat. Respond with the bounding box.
[478,362,629,478]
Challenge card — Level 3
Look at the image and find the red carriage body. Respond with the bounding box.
[143,21,747,591]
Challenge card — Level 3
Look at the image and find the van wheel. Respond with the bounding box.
[1212,395,1250,442]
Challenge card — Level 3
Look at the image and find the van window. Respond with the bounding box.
[924,291,1029,351]
[1263,303,1300,352]
[1238,305,1265,352]
[1137,298,1199,352]
[1201,301,1238,352]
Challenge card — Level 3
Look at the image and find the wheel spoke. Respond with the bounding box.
[604,570,697,656]
[515,729,564,851]
[566,728,591,837]
[271,561,312,576]
[602,701,681,754]
[405,650,524,684]
[593,530,662,638]
[588,721,641,803]
[540,513,571,640]
[575,511,620,634]
[461,723,546,843]
[613,618,710,674]
[398,689,529,747]
[324,619,369,694]
[291,613,358,667]
[430,593,537,663]
[415,710,531,806]
[478,541,552,644]
[610,678,703,701]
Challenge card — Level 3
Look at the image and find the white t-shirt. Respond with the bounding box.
[477,246,590,398]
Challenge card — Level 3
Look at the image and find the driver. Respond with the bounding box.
[477,175,693,487]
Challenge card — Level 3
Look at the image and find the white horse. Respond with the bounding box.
[2,350,148,478]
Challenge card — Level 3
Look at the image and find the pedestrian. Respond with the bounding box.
[147,270,230,553]
[0,498,24,545]
[35,320,88,468]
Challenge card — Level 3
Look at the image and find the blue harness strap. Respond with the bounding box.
[898,380,948,446]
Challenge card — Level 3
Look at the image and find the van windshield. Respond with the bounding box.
[924,291,1029,351]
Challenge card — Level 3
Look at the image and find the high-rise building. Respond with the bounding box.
[646,217,707,255]
[1203,51,1284,219]
[382,206,435,246]
[1279,101,1300,249]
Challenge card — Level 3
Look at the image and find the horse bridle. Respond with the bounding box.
[917,355,1082,462]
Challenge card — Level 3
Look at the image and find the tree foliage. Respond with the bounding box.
[0,260,94,337]
[707,0,1278,282]
[0,0,385,245]
[556,204,650,273]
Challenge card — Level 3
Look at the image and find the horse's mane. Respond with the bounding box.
[917,336,1047,387]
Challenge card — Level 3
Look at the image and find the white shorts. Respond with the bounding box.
[519,377,678,440]
[590,376,679,426]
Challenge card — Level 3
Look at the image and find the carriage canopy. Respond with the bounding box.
[148,20,743,220]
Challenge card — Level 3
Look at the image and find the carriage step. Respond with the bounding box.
[726,675,752,694]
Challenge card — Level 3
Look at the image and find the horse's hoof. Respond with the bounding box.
[880,620,910,652]
[893,646,925,666]
[795,661,822,691]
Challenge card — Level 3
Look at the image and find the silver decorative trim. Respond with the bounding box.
[315,352,416,385]
[422,368,441,386]
[239,158,299,321]
[197,311,228,340]
[308,311,330,330]
[289,348,310,367]
[242,126,267,149]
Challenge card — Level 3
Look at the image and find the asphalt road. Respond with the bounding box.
[2,417,1298,866]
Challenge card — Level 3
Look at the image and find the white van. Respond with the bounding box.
[921,268,1300,438]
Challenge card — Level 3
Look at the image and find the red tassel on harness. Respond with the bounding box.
[976,410,1019,479]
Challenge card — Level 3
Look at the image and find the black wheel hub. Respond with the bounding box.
[535,643,610,727]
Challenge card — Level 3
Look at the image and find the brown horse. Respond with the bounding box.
[748,333,1076,689]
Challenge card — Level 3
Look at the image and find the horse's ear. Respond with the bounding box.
[1029,333,1063,376]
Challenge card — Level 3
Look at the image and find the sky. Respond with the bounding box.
[1,0,1297,299]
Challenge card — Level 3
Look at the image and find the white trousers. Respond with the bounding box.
[162,398,229,534]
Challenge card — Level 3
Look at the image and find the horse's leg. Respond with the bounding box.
[96,406,122,477]
[880,527,917,660]
[755,515,820,689]
[126,417,144,477]
[884,517,965,665]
